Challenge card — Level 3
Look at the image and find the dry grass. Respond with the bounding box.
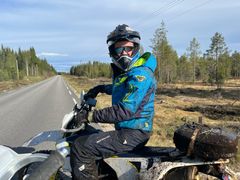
[0,76,48,93]
[62,75,240,171]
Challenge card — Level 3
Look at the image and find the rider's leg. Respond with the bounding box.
[70,128,150,180]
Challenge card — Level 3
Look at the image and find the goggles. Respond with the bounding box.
[115,46,135,55]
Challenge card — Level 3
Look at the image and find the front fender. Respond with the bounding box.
[0,145,48,179]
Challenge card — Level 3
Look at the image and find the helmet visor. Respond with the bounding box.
[107,36,140,47]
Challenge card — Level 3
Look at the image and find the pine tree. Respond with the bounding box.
[150,21,167,81]
[206,32,228,88]
[177,54,192,82]
[231,51,240,78]
[196,57,209,83]
[151,21,178,83]
[187,38,201,83]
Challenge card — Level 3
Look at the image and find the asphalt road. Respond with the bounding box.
[0,75,79,147]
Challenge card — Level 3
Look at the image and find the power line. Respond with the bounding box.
[133,0,185,28]
[135,0,213,32]
[167,0,213,24]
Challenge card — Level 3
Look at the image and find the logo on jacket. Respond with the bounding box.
[135,75,146,82]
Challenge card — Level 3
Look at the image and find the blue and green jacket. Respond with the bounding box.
[93,52,157,132]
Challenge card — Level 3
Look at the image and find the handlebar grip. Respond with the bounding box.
[28,151,65,180]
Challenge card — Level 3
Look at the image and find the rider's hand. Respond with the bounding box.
[75,110,94,123]
[75,110,89,123]
[84,85,105,100]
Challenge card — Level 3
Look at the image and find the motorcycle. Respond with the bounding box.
[0,91,238,180]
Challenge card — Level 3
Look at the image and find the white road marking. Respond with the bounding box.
[62,78,78,104]
[73,98,77,104]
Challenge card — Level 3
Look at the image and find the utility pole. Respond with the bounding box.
[35,64,38,76]
[16,59,19,80]
[31,64,34,76]
[26,59,29,77]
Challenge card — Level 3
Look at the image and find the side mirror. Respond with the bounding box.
[79,90,85,103]
[78,90,97,111]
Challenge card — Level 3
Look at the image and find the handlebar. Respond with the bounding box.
[76,97,97,112]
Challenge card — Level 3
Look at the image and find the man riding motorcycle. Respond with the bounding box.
[70,24,157,180]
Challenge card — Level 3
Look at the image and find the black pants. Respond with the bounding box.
[70,128,150,180]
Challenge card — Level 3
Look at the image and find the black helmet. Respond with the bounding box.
[107,24,141,71]
[107,24,141,46]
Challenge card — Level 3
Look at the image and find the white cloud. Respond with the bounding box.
[37,52,68,57]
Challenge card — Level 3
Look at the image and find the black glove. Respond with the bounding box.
[84,85,105,100]
[75,110,89,124]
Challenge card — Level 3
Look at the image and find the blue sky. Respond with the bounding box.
[1,0,240,72]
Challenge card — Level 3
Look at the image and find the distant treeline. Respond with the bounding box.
[70,21,240,88]
[0,45,56,81]
[70,61,111,78]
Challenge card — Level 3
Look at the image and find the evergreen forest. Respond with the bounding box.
[0,46,56,81]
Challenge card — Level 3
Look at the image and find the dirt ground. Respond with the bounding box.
[63,75,240,172]
[0,76,47,93]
